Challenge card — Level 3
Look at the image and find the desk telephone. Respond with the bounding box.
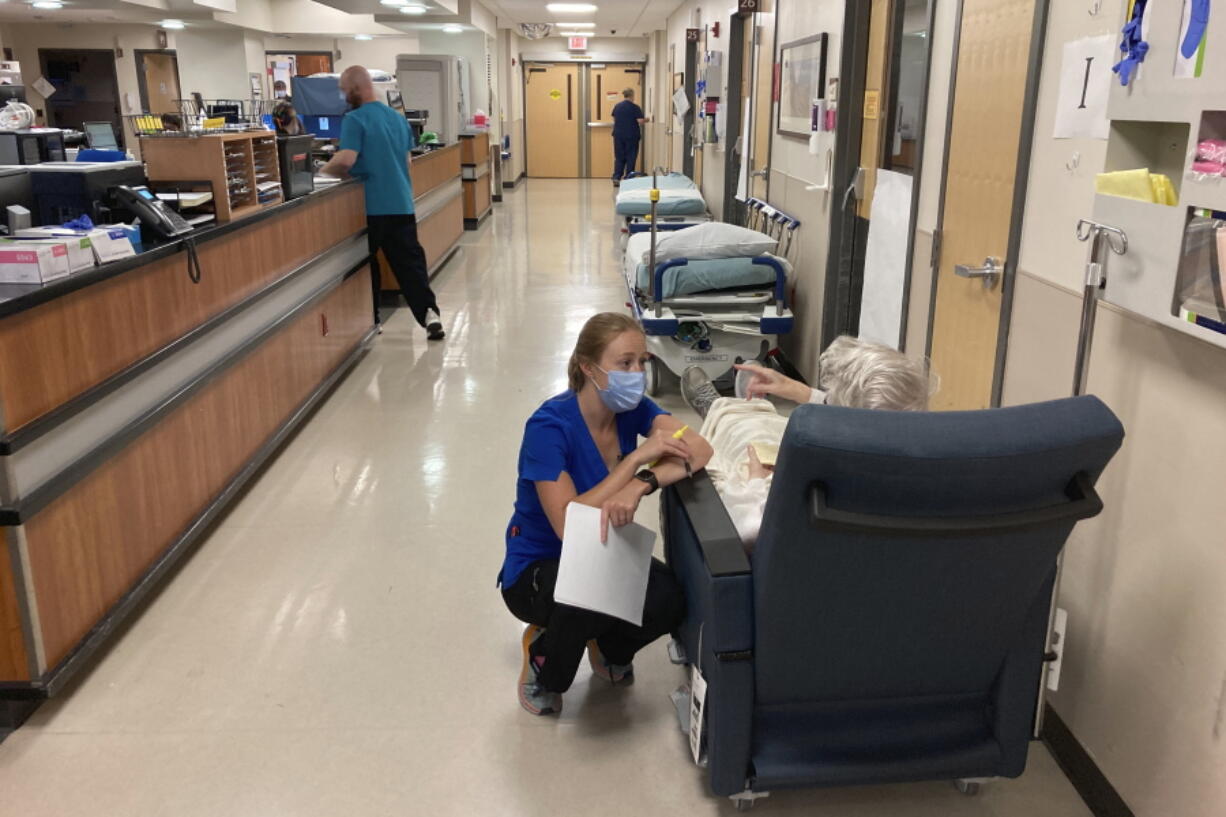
[113,184,194,238]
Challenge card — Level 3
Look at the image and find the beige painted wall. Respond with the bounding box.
[910,0,1226,813]
[0,23,175,150]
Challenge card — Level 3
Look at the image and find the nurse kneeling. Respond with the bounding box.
[500,313,713,716]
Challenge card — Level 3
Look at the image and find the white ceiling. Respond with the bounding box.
[480,0,680,38]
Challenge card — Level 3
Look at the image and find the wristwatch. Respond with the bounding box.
[634,469,660,495]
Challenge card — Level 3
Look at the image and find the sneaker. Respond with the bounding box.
[681,366,721,419]
[587,640,634,685]
[519,625,562,716]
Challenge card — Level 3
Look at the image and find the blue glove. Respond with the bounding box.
[63,214,95,231]
[1112,0,1150,86]
[1180,0,1210,59]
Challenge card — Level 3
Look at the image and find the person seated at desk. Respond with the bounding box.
[500,312,713,716]
[272,100,303,136]
[681,336,935,548]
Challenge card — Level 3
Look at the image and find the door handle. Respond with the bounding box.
[750,168,768,178]
[586,122,613,128]
[954,256,1002,289]
[842,166,866,209]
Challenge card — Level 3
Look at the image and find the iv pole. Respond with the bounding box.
[1032,218,1128,739]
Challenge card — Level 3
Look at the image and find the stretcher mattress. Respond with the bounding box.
[616,188,708,216]
[625,233,781,299]
[619,172,697,192]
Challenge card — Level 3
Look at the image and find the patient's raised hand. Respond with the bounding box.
[734,362,811,404]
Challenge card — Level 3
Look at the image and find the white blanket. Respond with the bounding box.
[699,397,788,548]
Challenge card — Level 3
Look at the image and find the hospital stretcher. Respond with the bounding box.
[621,178,798,394]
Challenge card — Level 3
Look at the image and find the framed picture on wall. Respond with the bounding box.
[777,33,828,138]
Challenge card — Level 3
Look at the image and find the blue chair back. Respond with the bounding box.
[749,396,1124,783]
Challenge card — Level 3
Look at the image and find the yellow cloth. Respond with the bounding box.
[1095,168,1178,206]
[1150,173,1177,206]
[1096,168,1156,202]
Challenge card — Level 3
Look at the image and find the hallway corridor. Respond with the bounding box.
[0,181,1092,816]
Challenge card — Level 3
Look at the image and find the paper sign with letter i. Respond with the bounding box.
[554,502,655,626]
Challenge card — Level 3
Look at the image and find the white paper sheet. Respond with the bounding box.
[858,169,913,349]
[672,87,691,121]
[735,102,752,202]
[554,502,655,626]
[1052,35,1115,140]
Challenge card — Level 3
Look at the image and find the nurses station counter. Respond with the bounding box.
[0,181,374,710]
[379,142,464,291]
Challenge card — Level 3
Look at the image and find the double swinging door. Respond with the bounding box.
[525,62,644,178]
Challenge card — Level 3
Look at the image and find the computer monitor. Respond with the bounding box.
[0,86,25,105]
[301,114,343,141]
[83,121,118,151]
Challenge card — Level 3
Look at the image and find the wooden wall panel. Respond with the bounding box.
[0,185,366,434]
[463,178,491,222]
[459,133,489,166]
[21,268,372,673]
[0,543,29,680]
[409,144,462,198]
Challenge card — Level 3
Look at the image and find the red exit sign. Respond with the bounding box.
[568,36,588,50]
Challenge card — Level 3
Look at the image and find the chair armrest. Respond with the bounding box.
[673,469,751,577]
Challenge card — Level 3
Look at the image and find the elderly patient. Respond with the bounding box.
[681,336,935,548]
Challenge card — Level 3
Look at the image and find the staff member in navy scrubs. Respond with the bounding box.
[500,313,713,716]
[610,88,648,184]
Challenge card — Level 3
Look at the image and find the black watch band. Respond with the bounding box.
[635,469,660,495]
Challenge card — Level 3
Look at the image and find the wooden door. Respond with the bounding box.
[928,0,1040,409]
[140,52,181,115]
[750,0,777,200]
[588,65,643,179]
[294,54,333,76]
[856,0,895,220]
[525,63,580,178]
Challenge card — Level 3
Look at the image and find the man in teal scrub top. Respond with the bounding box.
[322,65,444,341]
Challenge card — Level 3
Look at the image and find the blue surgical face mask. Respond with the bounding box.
[595,365,646,413]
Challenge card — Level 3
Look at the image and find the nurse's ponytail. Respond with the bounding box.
[568,312,642,392]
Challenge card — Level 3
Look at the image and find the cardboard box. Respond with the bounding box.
[13,229,95,273]
[88,226,137,264]
[0,240,71,284]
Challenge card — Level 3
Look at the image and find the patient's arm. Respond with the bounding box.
[734,362,813,404]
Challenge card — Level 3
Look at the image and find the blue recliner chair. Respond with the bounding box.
[663,396,1124,807]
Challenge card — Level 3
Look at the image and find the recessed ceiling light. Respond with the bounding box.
[546,3,597,13]
[31,1,64,8]
[355,34,373,40]
[399,4,428,14]
[558,22,595,27]
[160,19,185,29]
[442,24,463,33]
[380,0,406,6]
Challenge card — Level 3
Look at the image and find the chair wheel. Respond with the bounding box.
[735,800,755,812]
[646,357,664,396]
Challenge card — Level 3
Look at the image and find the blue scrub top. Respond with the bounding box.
[339,101,416,216]
[612,100,645,140]
[500,391,668,588]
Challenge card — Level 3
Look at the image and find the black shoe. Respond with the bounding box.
[427,321,445,341]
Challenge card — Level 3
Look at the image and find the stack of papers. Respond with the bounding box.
[554,503,655,626]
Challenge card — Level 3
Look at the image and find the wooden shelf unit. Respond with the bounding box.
[141,132,283,223]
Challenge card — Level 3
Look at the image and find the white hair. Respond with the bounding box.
[818,335,935,411]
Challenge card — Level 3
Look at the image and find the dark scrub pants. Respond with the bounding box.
[502,557,685,693]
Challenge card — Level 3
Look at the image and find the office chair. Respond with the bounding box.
[663,396,1124,808]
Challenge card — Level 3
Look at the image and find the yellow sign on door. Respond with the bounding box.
[549,89,562,101]
[864,89,881,120]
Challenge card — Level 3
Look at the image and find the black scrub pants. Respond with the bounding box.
[613,136,641,181]
[502,558,685,694]
[367,214,440,327]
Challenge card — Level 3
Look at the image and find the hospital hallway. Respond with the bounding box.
[0,180,1092,816]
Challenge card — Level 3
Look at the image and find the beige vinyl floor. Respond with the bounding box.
[0,180,1092,816]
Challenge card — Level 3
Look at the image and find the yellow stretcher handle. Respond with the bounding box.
[648,425,689,468]
[650,188,660,203]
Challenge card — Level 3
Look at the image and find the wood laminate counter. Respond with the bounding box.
[0,181,375,711]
